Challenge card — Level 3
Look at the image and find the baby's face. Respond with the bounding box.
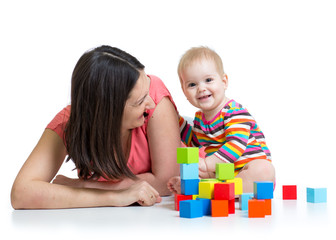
[181,58,228,117]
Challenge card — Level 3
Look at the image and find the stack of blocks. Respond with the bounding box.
[247,181,273,218]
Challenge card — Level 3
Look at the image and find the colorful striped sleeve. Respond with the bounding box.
[214,107,252,163]
[179,115,200,147]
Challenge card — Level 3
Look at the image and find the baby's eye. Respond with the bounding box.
[188,83,196,88]
[205,78,213,82]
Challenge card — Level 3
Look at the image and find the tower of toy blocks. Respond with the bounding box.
[176,147,202,218]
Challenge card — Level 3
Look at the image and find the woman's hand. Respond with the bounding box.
[116,180,162,207]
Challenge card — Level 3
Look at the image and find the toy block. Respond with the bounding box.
[192,195,199,200]
[179,200,203,218]
[199,181,216,199]
[282,185,297,200]
[177,147,199,164]
[226,177,243,195]
[181,179,200,195]
[307,188,327,203]
[211,200,229,217]
[248,199,266,218]
[197,198,212,216]
[228,199,235,214]
[214,182,235,200]
[201,178,220,183]
[254,181,274,199]
[264,199,272,215]
[180,163,199,179]
[174,194,192,211]
[239,193,254,210]
[216,163,234,180]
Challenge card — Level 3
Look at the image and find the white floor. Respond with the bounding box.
[3,187,335,239]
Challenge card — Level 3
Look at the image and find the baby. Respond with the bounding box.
[168,46,275,194]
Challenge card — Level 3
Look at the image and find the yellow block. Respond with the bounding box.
[226,177,243,195]
[199,182,216,199]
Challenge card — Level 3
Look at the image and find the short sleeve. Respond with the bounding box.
[45,105,71,144]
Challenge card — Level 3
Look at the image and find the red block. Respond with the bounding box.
[228,199,235,214]
[282,185,297,200]
[175,194,193,211]
[264,199,272,215]
[211,200,229,217]
[214,182,235,200]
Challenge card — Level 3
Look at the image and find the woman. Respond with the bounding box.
[11,45,181,209]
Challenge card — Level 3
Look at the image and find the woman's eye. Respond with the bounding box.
[188,83,196,87]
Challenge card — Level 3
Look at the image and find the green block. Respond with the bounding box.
[216,163,234,180]
[177,147,199,164]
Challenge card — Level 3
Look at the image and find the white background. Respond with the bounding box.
[1,0,335,237]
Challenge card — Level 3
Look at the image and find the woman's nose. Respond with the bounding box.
[145,95,155,110]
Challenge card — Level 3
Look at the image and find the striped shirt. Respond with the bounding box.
[179,99,271,171]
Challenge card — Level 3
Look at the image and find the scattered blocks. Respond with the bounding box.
[211,200,229,217]
[248,199,266,218]
[216,163,234,180]
[214,182,235,200]
[226,177,243,195]
[181,179,200,195]
[179,200,203,218]
[177,147,199,164]
[307,188,327,203]
[254,181,274,200]
[283,185,297,200]
[239,193,254,211]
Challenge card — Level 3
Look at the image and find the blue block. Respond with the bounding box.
[254,181,274,199]
[179,200,203,218]
[180,163,199,180]
[181,179,200,195]
[239,193,254,211]
[197,198,211,216]
[307,188,327,203]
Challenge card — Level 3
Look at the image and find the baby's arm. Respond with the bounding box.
[179,115,200,147]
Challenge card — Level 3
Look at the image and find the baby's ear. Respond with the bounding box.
[222,73,229,89]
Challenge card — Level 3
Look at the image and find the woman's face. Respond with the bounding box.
[122,71,155,130]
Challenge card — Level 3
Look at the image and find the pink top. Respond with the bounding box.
[46,75,177,178]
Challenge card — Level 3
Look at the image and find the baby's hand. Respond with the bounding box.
[167,176,181,195]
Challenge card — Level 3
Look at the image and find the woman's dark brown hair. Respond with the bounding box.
[64,45,145,180]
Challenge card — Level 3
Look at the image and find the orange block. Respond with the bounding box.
[264,199,272,215]
[211,200,229,217]
[248,199,265,218]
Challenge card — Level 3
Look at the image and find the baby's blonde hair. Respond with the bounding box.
[177,46,224,85]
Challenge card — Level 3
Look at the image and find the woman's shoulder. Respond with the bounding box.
[45,105,71,143]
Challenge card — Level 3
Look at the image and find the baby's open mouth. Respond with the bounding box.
[198,94,211,100]
[143,112,149,117]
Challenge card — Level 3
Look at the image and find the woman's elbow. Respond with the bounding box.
[11,181,42,210]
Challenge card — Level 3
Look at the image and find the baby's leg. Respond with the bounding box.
[167,176,181,195]
[236,160,275,193]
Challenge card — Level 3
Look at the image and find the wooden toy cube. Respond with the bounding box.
[228,199,235,214]
[180,200,203,218]
[197,198,212,216]
[282,185,297,200]
[177,147,199,164]
[307,188,327,203]
[239,193,254,211]
[264,199,272,215]
[175,194,193,211]
[181,179,200,195]
[216,163,234,180]
[199,181,216,199]
[180,163,199,180]
[226,177,243,195]
[254,181,274,199]
[248,199,266,218]
[211,200,229,217]
[214,182,235,200]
